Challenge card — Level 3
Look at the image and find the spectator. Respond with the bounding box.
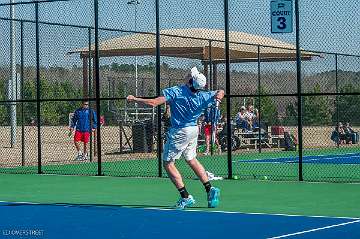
[245,105,258,130]
[344,122,357,144]
[29,117,36,131]
[100,115,105,126]
[331,122,346,145]
[235,106,250,131]
[203,106,222,155]
[69,101,97,160]
[252,108,260,129]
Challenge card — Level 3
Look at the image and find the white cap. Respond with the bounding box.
[190,67,206,90]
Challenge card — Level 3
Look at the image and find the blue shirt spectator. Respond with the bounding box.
[204,105,221,125]
[71,107,97,133]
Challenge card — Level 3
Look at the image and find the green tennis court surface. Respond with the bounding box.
[2,147,360,182]
[1,174,360,217]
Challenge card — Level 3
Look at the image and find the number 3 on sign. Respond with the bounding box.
[277,17,286,30]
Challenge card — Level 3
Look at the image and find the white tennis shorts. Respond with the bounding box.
[163,126,199,162]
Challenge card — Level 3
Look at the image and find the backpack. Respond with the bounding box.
[284,131,296,151]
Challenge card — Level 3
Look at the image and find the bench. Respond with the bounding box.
[234,130,284,149]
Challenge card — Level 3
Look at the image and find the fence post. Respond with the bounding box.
[224,0,232,179]
[295,0,303,181]
[257,45,262,153]
[209,40,214,155]
[94,0,102,176]
[35,3,42,174]
[20,20,25,166]
[335,53,339,148]
[156,0,162,177]
[88,27,94,162]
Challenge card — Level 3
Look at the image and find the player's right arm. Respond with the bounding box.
[127,86,178,107]
[126,95,166,107]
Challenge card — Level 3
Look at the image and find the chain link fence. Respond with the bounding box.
[0,0,359,182]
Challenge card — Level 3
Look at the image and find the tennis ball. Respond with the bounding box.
[233,175,239,180]
[263,176,268,180]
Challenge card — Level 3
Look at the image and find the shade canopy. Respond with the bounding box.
[70,28,318,63]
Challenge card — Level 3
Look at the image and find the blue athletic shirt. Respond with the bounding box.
[204,106,221,125]
[162,85,216,129]
[70,108,97,132]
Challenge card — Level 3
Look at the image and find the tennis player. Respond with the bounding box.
[127,67,224,209]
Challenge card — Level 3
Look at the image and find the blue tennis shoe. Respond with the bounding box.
[175,195,195,209]
[208,187,220,208]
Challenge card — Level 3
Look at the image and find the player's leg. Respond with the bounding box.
[187,158,208,182]
[184,131,220,208]
[163,128,195,209]
[163,161,185,189]
[163,162,195,209]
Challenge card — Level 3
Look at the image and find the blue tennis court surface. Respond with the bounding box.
[0,202,359,239]
[235,153,360,165]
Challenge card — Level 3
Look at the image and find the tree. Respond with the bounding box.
[254,87,279,126]
[333,84,360,125]
[39,79,59,125]
[282,102,297,126]
[302,84,332,126]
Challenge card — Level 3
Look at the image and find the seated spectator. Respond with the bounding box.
[235,106,250,131]
[344,122,358,144]
[252,108,260,129]
[245,105,259,130]
[331,122,346,145]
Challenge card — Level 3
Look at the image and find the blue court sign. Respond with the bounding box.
[270,0,293,33]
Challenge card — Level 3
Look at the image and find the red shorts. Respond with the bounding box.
[74,131,90,143]
[204,125,212,136]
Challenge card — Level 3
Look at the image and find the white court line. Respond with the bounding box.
[1,200,360,238]
[235,154,360,164]
[0,200,359,220]
[267,219,360,239]
[141,207,360,220]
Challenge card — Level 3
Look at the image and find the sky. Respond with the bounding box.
[0,0,359,72]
